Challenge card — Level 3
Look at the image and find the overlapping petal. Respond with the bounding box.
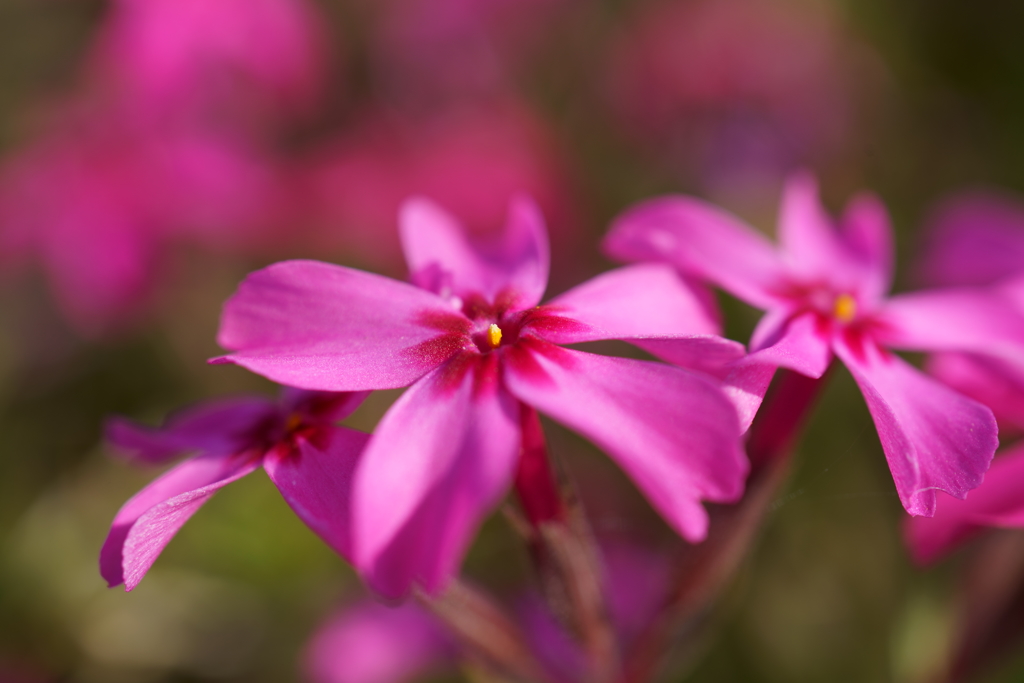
[281,388,370,424]
[835,339,997,517]
[840,192,894,304]
[905,443,1024,565]
[539,263,720,343]
[926,352,1024,432]
[400,195,549,309]
[352,354,521,598]
[747,312,833,378]
[604,196,785,309]
[503,342,746,541]
[100,451,261,590]
[215,260,471,391]
[264,427,370,562]
[105,396,278,464]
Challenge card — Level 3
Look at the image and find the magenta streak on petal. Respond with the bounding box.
[504,345,746,542]
[101,451,262,590]
[835,338,997,517]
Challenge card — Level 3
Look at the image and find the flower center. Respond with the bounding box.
[833,293,857,324]
[487,323,503,348]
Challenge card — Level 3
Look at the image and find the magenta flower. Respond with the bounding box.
[605,173,1023,516]
[214,196,749,597]
[905,443,1024,565]
[100,389,368,591]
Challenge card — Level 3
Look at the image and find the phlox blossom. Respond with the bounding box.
[605,173,1024,516]
[101,389,368,591]
[214,196,750,597]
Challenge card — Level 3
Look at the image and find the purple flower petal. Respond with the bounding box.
[605,196,785,309]
[280,388,370,424]
[100,451,261,590]
[879,289,1024,367]
[926,352,1024,432]
[264,426,370,562]
[905,443,1024,565]
[105,396,278,464]
[748,311,833,378]
[215,260,471,391]
[503,342,746,542]
[400,195,549,309]
[539,264,720,343]
[304,599,453,683]
[835,338,997,517]
[352,354,521,598]
[839,191,894,304]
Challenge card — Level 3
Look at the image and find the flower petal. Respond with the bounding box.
[839,191,895,303]
[503,343,746,542]
[100,452,261,590]
[879,289,1024,367]
[215,260,471,391]
[538,264,720,343]
[747,311,833,378]
[905,443,1024,565]
[604,196,784,309]
[105,396,279,465]
[926,352,1024,432]
[264,426,370,562]
[834,339,997,517]
[400,195,549,308]
[352,354,521,598]
[280,388,370,424]
[304,599,453,683]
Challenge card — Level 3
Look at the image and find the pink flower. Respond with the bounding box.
[905,443,1024,565]
[605,173,1019,517]
[87,0,329,121]
[100,389,368,591]
[214,196,748,597]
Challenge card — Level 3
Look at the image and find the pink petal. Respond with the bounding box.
[905,443,1024,565]
[879,289,1024,367]
[100,452,261,590]
[280,388,370,424]
[304,599,453,683]
[778,173,892,303]
[604,196,785,309]
[400,195,549,309]
[105,396,279,465]
[926,352,1024,432]
[539,264,720,343]
[264,426,370,562]
[215,260,471,391]
[916,189,1024,288]
[747,311,833,378]
[835,338,997,517]
[352,354,521,598]
[503,342,746,542]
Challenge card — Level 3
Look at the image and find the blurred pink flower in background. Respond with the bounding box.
[606,173,1021,517]
[86,0,330,123]
[299,102,581,278]
[916,190,1024,432]
[606,0,871,197]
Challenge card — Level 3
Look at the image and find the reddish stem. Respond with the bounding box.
[513,405,565,526]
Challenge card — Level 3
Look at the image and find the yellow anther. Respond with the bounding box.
[834,293,857,324]
[487,323,503,348]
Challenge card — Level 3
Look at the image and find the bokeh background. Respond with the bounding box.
[2,0,1024,681]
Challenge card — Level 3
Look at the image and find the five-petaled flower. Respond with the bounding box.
[101,388,368,591]
[214,195,750,598]
[605,173,1024,516]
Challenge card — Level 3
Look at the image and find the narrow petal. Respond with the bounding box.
[604,196,785,309]
[304,599,453,683]
[926,352,1024,432]
[538,264,720,343]
[352,354,521,598]
[879,289,1024,367]
[264,426,371,562]
[400,195,549,308]
[747,312,833,378]
[280,388,370,424]
[835,339,998,517]
[215,260,471,391]
[100,452,261,590]
[778,173,893,304]
[905,443,1024,565]
[105,396,279,465]
[503,342,746,542]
